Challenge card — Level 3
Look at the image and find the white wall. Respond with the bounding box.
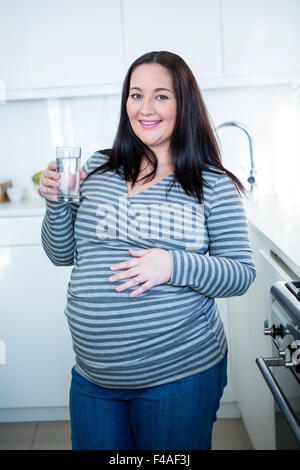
[204,83,300,198]
[0,82,299,200]
[0,94,121,198]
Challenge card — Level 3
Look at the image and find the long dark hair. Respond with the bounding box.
[86,51,246,203]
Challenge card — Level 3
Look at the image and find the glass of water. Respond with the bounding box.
[56,146,81,202]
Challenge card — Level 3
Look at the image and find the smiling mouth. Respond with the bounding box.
[139,120,162,129]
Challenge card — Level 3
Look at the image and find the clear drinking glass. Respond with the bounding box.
[56,146,81,202]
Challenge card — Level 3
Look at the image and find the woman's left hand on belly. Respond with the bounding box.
[109,248,172,298]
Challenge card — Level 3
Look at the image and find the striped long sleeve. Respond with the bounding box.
[166,175,256,298]
[41,201,78,266]
[41,158,91,266]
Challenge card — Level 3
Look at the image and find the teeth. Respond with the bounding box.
[141,121,160,125]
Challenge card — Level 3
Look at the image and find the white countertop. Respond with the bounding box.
[244,193,300,278]
[1,192,299,277]
[0,196,46,217]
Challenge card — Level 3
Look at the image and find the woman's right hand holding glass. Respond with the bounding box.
[39,161,86,202]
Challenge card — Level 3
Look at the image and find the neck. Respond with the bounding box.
[141,154,173,173]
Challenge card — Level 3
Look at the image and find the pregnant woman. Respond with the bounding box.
[39,51,256,450]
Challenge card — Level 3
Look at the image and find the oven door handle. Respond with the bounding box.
[256,356,300,445]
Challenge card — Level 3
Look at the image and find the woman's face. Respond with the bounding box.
[126,63,177,160]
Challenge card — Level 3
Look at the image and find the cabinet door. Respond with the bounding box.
[229,229,263,424]
[123,0,223,78]
[232,228,293,450]
[247,246,293,450]
[230,230,270,448]
[25,0,124,89]
[216,298,236,402]
[0,245,73,408]
[0,0,32,90]
[242,245,277,450]
[222,0,300,76]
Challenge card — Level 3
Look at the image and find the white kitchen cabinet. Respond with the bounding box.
[0,0,32,90]
[231,227,294,449]
[0,215,73,420]
[1,0,124,93]
[122,0,223,79]
[27,0,125,89]
[216,298,236,406]
[3,0,300,101]
[222,0,300,77]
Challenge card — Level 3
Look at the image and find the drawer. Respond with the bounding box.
[0,216,43,246]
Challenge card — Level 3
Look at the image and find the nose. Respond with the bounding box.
[139,96,155,116]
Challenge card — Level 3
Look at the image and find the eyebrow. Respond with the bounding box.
[129,87,173,93]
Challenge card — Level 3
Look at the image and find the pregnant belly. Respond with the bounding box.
[68,257,187,300]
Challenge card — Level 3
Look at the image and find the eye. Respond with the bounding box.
[156,95,168,100]
[131,93,142,100]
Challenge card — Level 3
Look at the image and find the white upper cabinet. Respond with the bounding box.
[222,0,300,76]
[26,0,124,88]
[122,0,223,79]
[2,0,300,100]
[1,0,124,94]
[0,0,31,90]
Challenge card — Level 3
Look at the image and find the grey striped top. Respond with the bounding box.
[41,151,256,389]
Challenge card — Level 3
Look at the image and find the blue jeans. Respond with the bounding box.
[69,354,227,450]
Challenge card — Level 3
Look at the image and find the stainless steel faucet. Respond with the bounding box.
[216,121,256,192]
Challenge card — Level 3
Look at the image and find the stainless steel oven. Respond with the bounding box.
[256,281,300,449]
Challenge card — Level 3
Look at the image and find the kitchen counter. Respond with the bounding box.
[244,193,300,278]
[1,192,299,277]
[0,196,45,217]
